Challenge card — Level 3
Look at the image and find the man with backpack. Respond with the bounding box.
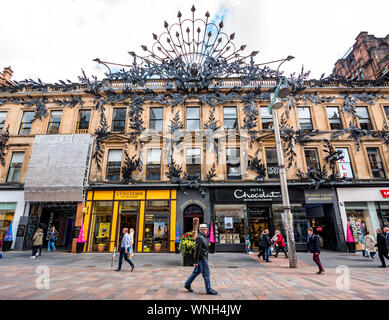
[307,228,325,274]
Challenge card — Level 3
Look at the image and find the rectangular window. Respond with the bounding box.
[18,111,34,135]
[356,107,372,130]
[0,112,7,132]
[226,148,241,180]
[214,204,247,245]
[326,107,342,130]
[87,201,113,252]
[223,107,237,129]
[266,148,279,179]
[106,150,122,181]
[186,148,201,178]
[384,106,389,122]
[366,147,386,179]
[345,202,373,251]
[149,107,163,131]
[77,110,91,133]
[143,200,170,252]
[146,149,161,181]
[297,107,313,131]
[46,110,62,134]
[6,152,24,183]
[304,149,321,172]
[260,106,273,129]
[112,108,126,132]
[0,202,16,244]
[336,148,353,179]
[186,107,200,131]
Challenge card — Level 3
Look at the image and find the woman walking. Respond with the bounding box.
[129,228,135,258]
[274,230,288,258]
[364,231,376,261]
[47,226,59,252]
[31,228,43,259]
[376,228,389,268]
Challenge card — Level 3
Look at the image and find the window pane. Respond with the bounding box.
[384,106,389,119]
[149,119,163,131]
[108,150,122,162]
[22,112,35,122]
[186,107,200,119]
[367,148,385,178]
[266,148,279,179]
[297,107,312,130]
[187,119,200,130]
[0,112,7,130]
[226,148,241,180]
[336,148,353,179]
[186,149,201,178]
[224,119,237,129]
[260,107,273,129]
[305,149,320,171]
[112,108,126,131]
[146,149,161,164]
[150,108,163,120]
[223,107,237,129]
[6,152,24,183]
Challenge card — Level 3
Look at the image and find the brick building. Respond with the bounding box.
[333,32,389,80]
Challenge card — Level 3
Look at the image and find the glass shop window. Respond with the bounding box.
[297,107,313,131]
[226,148,241,180]
[47,110,62,134]
[88,201,113,252]
[186,107,200,131]
[223,106,238,129]
[214,204,247,245]
[273,203,308,244]
[260,106,273,129]
[6,152,24,183]
[19,111,34,135]
[106,150,122,181]
[366,147,386,179]
[356,107,372,130]
[186,148,201,178]
[146,148,161,181]
[326,107,342,130]
[265,148,279,179]
[345,202,374,251]
[112,108,126,132]
[377,202,389,228]
[143,200,170,253]
[149,107,163,131]
[0,202,16,245]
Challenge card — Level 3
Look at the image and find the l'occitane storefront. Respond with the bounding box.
[83,189,177,253]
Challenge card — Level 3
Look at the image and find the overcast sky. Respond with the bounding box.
[1,0,388,83]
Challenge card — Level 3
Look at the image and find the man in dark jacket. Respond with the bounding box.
[257,230,266,260]
[376,228,389,268]
[263,229,272,262]
[307,228,325,274]
[184,224,217,295]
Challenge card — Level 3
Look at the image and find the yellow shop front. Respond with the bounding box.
[83,189,177,253]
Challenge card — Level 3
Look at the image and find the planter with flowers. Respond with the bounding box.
[178,231,196,266]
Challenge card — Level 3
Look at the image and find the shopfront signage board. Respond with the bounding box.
[380,190,389,198]
[216,188,282,202]
[115,190,145,200]
[305,190,337,204]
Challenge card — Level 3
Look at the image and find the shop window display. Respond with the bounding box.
[273,203,308,244]
[143,200,169,252]
[0,202,16,250]
[88,201,113,252]
[345,202,373,251]
[377,202,389,227]
[214,204,246,245]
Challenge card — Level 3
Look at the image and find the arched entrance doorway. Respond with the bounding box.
[183,205,204,234]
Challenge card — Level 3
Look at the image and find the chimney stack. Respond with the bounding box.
[0,66,13,85]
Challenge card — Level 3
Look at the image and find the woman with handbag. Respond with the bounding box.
[48,226,59,252]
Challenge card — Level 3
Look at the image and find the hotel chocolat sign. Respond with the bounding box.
[216,188,282,202]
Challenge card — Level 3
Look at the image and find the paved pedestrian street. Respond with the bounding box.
[0,251,388,300]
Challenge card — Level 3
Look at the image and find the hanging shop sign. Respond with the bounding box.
[380,190,389,199]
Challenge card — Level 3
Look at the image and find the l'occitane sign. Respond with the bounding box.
[115,190,145,200]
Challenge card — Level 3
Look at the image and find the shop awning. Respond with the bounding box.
[24,134,93,202]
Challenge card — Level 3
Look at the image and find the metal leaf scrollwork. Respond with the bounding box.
[206,163,216,182]
[0,125,10,166]
[121,150,140,183]
[93,111,110,170]
[330,121,370,151]
[53,95,83,108]
[248,154,266,181]
[372,122,389,150]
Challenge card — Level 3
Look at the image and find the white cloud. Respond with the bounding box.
[1,0,388,82]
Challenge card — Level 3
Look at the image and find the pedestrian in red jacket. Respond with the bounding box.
[274,230,288,258]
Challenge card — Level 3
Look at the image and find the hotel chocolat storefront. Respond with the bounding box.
[211,186,309,252]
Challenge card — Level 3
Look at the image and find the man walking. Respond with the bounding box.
[263,229,272,262]
[307,228,325,274]
[184,224,217,295]
[376,228,389,268]
[115,228,135,272]
[257,230,266,260]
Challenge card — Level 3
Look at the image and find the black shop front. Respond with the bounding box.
[211,186,309,252]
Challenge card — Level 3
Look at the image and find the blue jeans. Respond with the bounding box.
[118,247,134,270]
[48,240,56,252]
[265,247,272,261]
[185,258,212,293]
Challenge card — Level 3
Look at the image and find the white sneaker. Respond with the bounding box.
[30,256,34,259]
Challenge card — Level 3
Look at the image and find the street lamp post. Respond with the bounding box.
[267,58,298,268]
